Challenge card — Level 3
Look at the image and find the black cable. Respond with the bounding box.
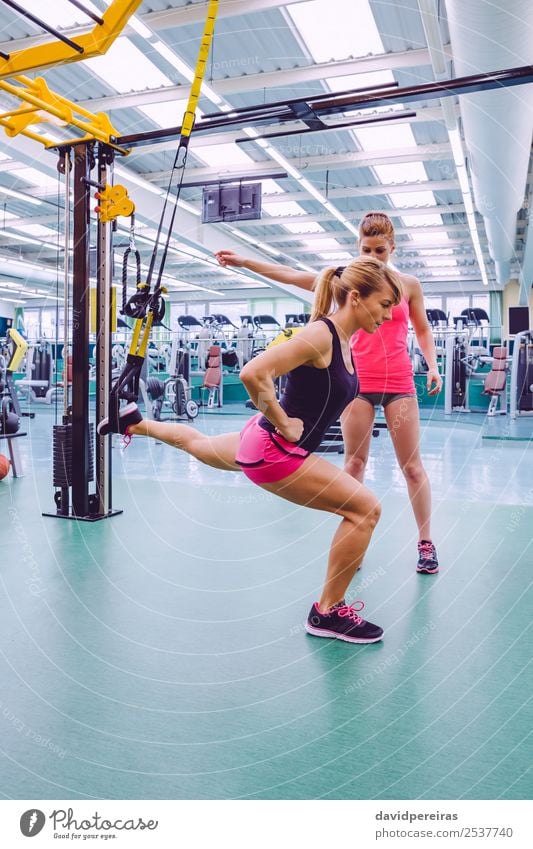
[0,0,84,53]
[54,171,61,426]
[65,0,104,26]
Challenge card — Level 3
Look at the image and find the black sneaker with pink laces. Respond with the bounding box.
[417,540,439,574]
[305,600,383,644]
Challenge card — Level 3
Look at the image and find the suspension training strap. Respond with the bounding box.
[146,0,219,291]
[110,0,219,428]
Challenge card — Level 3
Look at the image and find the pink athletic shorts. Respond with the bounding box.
[235,413,310,484]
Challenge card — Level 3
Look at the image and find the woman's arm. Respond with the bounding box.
[215,250,316,291]
[407,278,443,396]
[239,322,331,441]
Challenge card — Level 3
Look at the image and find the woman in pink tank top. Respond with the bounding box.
[216,212,442,573]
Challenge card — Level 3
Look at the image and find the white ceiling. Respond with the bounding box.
[0,0,532,307]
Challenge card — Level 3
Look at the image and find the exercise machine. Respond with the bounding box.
[510,331,533,418]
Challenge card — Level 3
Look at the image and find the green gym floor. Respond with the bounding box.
[1,406,532,800]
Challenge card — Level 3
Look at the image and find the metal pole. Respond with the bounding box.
[63,150,70,419]
[71,142,91,517]
[95,145,113,516]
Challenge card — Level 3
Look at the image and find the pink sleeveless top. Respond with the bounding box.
[350,296,415,393]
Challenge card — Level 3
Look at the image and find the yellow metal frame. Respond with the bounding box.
[0,74,122,148]
[0,0,143,80]
[94,184,135,222]
[0,0,144,149]
[7,328,28,372]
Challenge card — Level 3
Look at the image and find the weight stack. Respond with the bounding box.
[53,422,94,487]
[317,420,344,453]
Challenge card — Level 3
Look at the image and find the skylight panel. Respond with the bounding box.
[319,251,353,261]
[424,258,457,267]
[265,200,307,217]
[303,238,342,251]
[139,101,198,128]
[284,221,325,234]
[355,123,417,152]
[326,71,404,117]
[390,191,437,207]
[374,163,428,184]
[402,214,443,227]
[287,0,384,63]
[16,224,57,238]
[83,38,172,94]
[265,200,325,234]
[261,180,285,196]
[19,0,100,29]
[417,248,455,256]
[193,143,255,168]
[326,71,396,93]
[11,167,59,191]
[411,233,451,244]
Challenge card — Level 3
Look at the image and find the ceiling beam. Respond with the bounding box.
[142,143,452,185]
[266,222,520,244]
[75,48,438,116]
[261,179,461,203]
[237,204,468,227]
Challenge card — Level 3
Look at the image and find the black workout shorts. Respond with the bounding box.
[357,391,416,408]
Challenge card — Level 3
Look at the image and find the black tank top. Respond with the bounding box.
[258,317,359,454]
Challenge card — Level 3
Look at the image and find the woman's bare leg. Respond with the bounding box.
[129,419,241,471]
[261,454,381,610]
[384,396,432,540]
[340,397,376,482]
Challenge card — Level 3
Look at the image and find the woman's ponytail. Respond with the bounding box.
[311,267,340,321]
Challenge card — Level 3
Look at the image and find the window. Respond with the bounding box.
[423,296,444,311]
[208,302,247,327]
[444,296,470,323]
[23,309,41,340]
[471,294,489,315]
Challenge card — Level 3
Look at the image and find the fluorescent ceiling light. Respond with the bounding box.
[257,243,282,256]
[150,40,222,106]
[261,146,302,181]
[84,38,172,94]
[114,165,163,197]
[287,0,384,62]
